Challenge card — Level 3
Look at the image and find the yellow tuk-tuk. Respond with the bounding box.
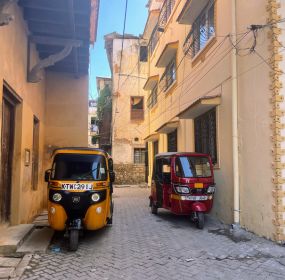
[45,147,115,251]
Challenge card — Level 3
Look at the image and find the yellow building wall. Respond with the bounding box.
[144,0,280,239]
[0,4,46,224]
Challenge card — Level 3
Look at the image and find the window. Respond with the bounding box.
[140,46,148,62]
[161,57,176,92]
[91,117,96,125]
[194,108,217,164]
[167,129,177,152]
[32,116,40,190]
[91,136,99,145]
[52,154,107,181]
[184,0,215,58]
[134,148,145,164]
[149,25,159,56]
[147,84,158,109]
[159,0,176,28]
[130,96,144,120]
[175,156,212,178]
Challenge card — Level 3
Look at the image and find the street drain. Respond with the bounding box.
[208,228,251,243]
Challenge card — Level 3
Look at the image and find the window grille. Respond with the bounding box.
[167,129,177,152]
[149,25,159,56]
[183,0,215,58]
[147,85,158,109]
[194,108,217,164]
[161,58,176,92]
[159,0,176,28]
[134,148,146,164]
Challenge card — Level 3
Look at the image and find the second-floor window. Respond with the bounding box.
[131,96,144,121]
[186,0,215,58]
[147,84,158,109]
[161,57,176,92]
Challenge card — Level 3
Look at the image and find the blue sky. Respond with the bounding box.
[89,0,148,99]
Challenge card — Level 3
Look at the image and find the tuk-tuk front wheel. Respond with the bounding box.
[69,229,79,251]
[196,212,205,229]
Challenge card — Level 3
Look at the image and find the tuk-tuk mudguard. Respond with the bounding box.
[48,202,67,231]
[191,202,207,212]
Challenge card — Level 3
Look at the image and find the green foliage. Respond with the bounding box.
[97,85,112,121]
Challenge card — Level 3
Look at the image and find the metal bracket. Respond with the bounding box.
[0,0,18,26]
[27,36,82,83]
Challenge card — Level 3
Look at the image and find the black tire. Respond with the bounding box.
[196,212,205,229]
[107,200,114,225]
[69,229,79,251]
[151,204,158,215]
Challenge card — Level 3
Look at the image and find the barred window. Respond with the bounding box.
[184,0,215,58]
[194,108,217,164]
[167,129,177,152]
[134,148,145,164]
[147,85,158,109]
[161,58,176,92]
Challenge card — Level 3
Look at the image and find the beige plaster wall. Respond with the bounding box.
[45,72,89,157]
[111,38,148,164]
[0,4,46,224]
[237,0,275,239]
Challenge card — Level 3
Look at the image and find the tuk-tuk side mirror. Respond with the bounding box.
[45,170,51,182]
[109,171,115,183]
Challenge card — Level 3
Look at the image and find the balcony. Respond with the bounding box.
[159,0,176,28]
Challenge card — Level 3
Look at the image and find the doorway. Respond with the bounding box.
[0,87,17,223]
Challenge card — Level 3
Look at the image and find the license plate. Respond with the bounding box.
[194,183,203,189]
[62,183,93,190]
[182,195,208,201]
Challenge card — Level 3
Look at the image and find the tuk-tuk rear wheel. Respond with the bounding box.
[69,229,79,251]
[196,212,205,229]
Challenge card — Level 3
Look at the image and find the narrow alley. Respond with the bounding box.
[21,187,285,280]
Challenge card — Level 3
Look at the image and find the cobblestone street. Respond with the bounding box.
[22,187,285,280]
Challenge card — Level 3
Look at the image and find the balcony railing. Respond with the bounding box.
[159,0,176,28]
[131,109,144,121]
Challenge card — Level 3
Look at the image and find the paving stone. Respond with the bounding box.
[0,257,21,267]
[21,187,285,280]
[0,267,15,279]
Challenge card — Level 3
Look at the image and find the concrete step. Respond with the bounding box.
[17,227,54,254]
[0,224,34,255]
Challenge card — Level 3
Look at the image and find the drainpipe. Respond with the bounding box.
[231,0,240,225]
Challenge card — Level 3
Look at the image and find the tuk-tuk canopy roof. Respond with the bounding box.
[52,147,111,158]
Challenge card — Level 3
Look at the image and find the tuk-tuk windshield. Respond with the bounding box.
[51,154,107,181]
[175,156,212,178]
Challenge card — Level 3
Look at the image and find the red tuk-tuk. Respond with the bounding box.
[149,152,215,229]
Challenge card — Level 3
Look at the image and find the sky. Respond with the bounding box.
[89,0,149,100]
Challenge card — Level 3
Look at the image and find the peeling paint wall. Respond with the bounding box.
[110,37,148,183]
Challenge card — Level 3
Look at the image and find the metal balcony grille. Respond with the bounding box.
[159,0,176,28]
[149,24,159,56]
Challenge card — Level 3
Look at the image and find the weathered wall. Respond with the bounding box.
[44,72,89,169]
[0,4,46,224]
[111,38,148,165]
[114,164,145,185]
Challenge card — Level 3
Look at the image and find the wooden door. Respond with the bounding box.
[0,97,15,223]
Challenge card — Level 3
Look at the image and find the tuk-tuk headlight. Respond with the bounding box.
[91,193,100,202]
[207,186,216,194]
[52,193,62,202]
[175,185,190,194]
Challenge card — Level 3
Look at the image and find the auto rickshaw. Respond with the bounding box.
[149,152,215,229]
[45,147,115,251]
